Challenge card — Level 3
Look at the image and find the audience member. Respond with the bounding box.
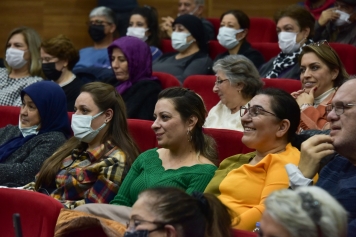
[300,0,335,19]
[153,14,212,83]
[205,88,301,231]
[127,6,163,61]
[0,27,43,106]
[24,82,140,209]
[287,78,356,235]
[76,87,218,223]
[41,35,83,112]
[124,187,232,237]
[291,41,349,132]
[205,55,263,131]
[259,5,315,80]
[108,36,162,120]
[215,10,265,69]
[314,0,356,46]
[0,81,71,187]
[160,0,215,42]
[260,186,347,237]
[74,6,116,70]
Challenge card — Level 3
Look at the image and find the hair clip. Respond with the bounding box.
[298,192,322,223]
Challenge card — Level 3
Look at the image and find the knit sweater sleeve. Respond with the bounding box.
[299,105,329,131]
[185,165,217,194]
[0,131,67,187]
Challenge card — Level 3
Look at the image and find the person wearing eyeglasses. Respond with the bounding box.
[205,55,263,131]
[259,186,347,237]
[314,0,356,46]
[205,88,302,231]
[73,6,117,70]
[291,42,349,132]
[286,78,356,236]
[259,5,315,80]
[40,35,83,112]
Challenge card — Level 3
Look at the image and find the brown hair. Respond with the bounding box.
[4,26,43,77]
[139,187,233,237]
[41,35,79,71]
[35,82,140,190]
[220,10,250,42]
[274,5,315,38]
[299,44,349,88]
[158,87,218,164]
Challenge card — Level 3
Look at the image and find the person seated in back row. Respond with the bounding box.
[0,81,71,187]
[153,14,212,84]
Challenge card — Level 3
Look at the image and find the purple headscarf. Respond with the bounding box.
[108,36,157,94]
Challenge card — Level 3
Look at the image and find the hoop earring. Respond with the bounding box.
[187,129,193,142]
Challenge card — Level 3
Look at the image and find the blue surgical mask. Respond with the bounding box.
[171,32,194,52]
[71,111,106,143]
[18,118,39,137]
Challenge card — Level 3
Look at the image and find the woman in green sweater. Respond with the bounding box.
[76,87,218,223]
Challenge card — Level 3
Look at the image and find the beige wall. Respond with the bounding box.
[0,0,299,57]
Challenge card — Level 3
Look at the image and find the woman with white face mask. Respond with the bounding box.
[259,5,315,80]
[0,81,71,187]
[23,82,140,209]
[215,10,264,69]
[153,14,212,83]
[0,27,43,106]
[315,0,356,46]
[126,6,163,61]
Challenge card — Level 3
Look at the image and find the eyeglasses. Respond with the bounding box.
[240,104,277,118]
[309,40,331,48]
[87,20,112,26]
[326,102,356,115]
[126,218,167,232]
[215,76,229,86]
[40,57,58,63]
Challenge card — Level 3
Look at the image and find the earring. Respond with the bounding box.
[187,129,193,142]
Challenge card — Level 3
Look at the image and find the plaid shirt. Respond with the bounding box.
[25,141,126,209]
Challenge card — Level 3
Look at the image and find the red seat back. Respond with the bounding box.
[250,42,280,62]
[128,119,157,153]
[0,188,63,237]
[249,18,278,43]
[232,229,258,237]
[209,40,227,60]
[152,71,181,88]
[206,17,220,38]
[262,78,302,93]
[0,106,20,127]
[161,39,176,54]
[329,43,356,75]
[183,75,218,112]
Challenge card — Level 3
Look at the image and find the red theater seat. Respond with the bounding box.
[0,188,63,237]
[160,39,176,54]
[262,78,302,93]
[249,18,278,43]
[206,17,220,38]
[152,71,181,88]
[329,43,356,75]
[128,119,157,152]
[250,42,280,62]
[232,229,258,237]
[209,40,226,59]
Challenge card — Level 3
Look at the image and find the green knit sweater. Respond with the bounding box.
[110,148,217,206]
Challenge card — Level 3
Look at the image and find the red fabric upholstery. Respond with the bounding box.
[204,128,253,163]
[262,78,302,93]
[208,40,226,60]
[249,18,278,43]
[183,75,219,112]
[232,229,258,237]
[329,43,356,75]
[152,71,181,88]
[250,42,280,62]
[128,119,157,153]
[160,39,176,54]
[0,106,20,127]
[0,188,63,237]
[206,17,220,38]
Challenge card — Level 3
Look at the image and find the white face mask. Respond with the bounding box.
[334,10,351,26]
[278,32,302,54]
[171,32,194,52]
[126,27,149,42]
[217,27,244,50]
[6,48,27,69]
[71,111,106,143]
[18,118,39,137]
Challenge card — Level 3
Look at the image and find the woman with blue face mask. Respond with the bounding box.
[0,81,71,187]
[0,27,43,106]
[153,14,212,84]
[259,5,315,80]
[23,82,140,209]
[215,10,265,69]
[126,6,163,61]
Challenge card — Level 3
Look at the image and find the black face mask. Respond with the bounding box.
[88,25,106,42]
[123,230,149,237]
[42,62,62,81]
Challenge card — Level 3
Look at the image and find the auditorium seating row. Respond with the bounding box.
[160,39,356,75]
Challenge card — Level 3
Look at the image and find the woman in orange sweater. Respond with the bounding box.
[205,88,301,231]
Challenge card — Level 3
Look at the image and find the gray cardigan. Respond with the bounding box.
[0,125,67,187]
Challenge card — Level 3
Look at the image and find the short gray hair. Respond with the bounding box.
[89,6,116,25]
[265,186,348,237]
[194,0,205,6]
[213,55,263,99]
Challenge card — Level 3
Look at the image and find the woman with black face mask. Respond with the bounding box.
[41,35,83,112]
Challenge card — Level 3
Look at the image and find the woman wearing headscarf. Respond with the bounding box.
[108,36,162,120]
[0,81,71,187]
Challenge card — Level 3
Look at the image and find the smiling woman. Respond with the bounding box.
[205,88,301,231]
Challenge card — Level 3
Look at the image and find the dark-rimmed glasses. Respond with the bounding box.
[126,218,167,233]
[326,102,356,116]
[240,104,277,118]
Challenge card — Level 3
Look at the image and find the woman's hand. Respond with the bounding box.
[295,87,316,107]
[160,16,174,37]
[291,89,305,99]
[318,8,340,26]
